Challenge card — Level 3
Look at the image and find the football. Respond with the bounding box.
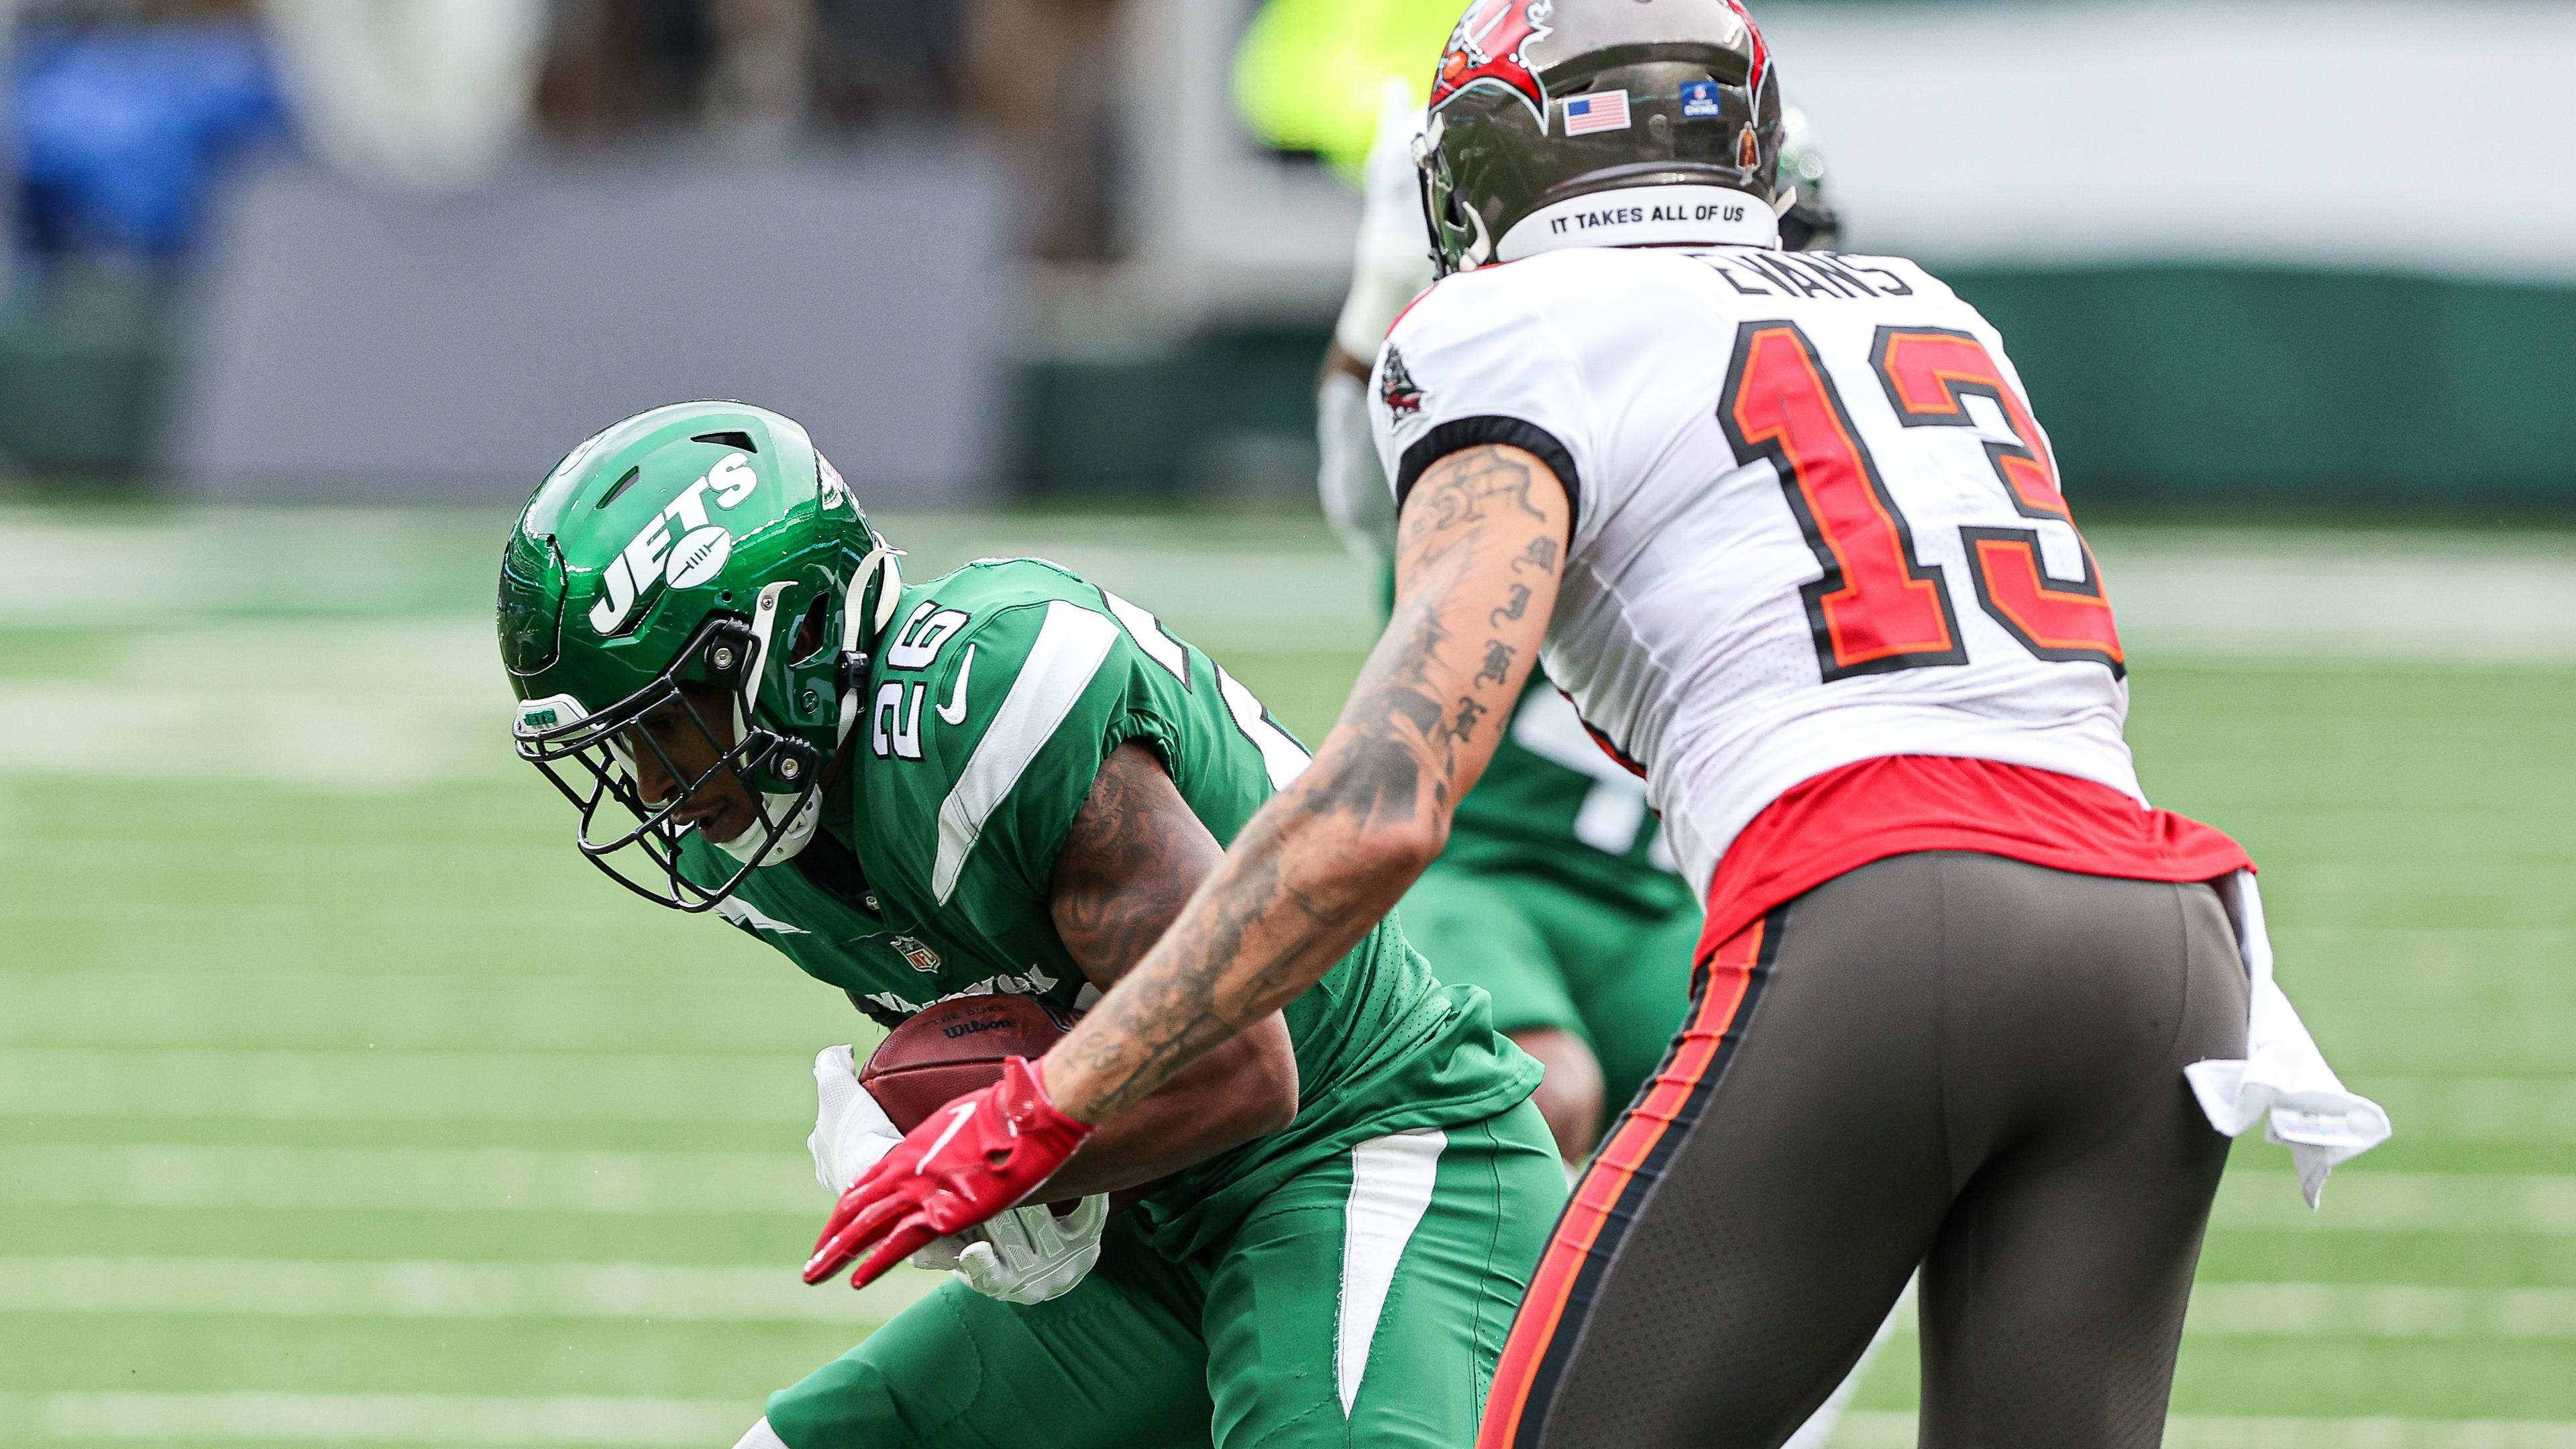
[860,994,1073,1132]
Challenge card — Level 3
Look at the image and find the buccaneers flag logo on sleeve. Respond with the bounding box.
[1432,0,1555,124]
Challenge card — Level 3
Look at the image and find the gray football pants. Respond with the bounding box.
[1483,851,2248,1449]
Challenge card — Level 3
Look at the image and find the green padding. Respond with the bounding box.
[1011,266,2576,515]
[1945,266,2576,513]
[0,273,168,481]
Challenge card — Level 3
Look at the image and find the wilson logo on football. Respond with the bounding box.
[1433,0,1554,123]
[590,451,759,635]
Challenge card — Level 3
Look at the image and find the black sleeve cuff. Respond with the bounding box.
[1393,416,1582,540]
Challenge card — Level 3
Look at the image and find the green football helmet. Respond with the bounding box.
[496,400,904,910]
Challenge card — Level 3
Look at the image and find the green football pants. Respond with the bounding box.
[764,1100,1562,1449]
[1396,862,1700,1115]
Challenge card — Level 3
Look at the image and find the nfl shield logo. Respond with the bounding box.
[892,935,942,973]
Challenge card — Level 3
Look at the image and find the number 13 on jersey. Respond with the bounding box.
[1718,320,2125,682]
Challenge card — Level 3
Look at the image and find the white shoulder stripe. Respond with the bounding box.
[932,600,1122,902]
[1098,588,1189,686]
[1218,664,1311,789]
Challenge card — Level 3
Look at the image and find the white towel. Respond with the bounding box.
[2183,870,2393,1208]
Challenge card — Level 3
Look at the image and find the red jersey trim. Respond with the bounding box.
[1695,755,2252,967]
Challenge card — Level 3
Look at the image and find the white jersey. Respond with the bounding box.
[1368,244,2141,894]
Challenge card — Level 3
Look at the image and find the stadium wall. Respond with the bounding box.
[1013,0,2576,513]
[1014,263,2576,515]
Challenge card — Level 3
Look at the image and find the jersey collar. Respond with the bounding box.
[1495,184,1781,264]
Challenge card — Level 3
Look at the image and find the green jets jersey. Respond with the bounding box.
[1443,678,1697,920]
[684,558,1538,1258]
[1362,564,1690,916]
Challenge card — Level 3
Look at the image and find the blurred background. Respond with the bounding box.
[0,1,2571,1446]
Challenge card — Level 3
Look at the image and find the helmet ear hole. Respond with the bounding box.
[789,592,834,664]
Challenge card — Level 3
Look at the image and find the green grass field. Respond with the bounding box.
[0,507,2570,1447]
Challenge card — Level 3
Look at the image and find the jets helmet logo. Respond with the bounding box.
[1432,0,1554,124]
[590,451,759,635]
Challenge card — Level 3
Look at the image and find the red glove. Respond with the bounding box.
[802,1055,1095,1291]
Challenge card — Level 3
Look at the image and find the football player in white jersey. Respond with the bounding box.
[1319,89,1884,1449]
[806,3,2388,1446]
[1322,82,1849,1175]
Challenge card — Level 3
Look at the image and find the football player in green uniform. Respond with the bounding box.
[498,401,1558,1449]
[1316,87,1845,1164]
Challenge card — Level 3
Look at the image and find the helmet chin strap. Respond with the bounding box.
[725,544,904,867]
[720,579,820,866]
[835,541,906,745]
[714,786,822,865]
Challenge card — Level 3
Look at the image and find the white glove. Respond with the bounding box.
[1317,368,1395,564]
[806,1044,904,1195]
[1332,77,1438,362]
[911,1195,1110,1305]
[1320,79,1434,566]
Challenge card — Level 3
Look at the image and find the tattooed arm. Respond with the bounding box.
[1038,445,1570,1124]
[1031,742,1301,1200]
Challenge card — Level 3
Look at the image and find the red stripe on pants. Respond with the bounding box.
[1477,917,1768,1449]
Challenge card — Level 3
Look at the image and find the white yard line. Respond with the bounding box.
[5,1146,2569,1234]
[0,1261,2559,1340]
[0,1144,817,1215]
[1868,1281,2576,1342]
[0,1256,936,1324]
[0,1048,795,1122]
[4,1051,2566,1142]
[0,1391,757,1446]
[0,523,2569,787]
[1835,1413,2576,1449]
[0,1394,2567,1448]
[2214,1173,2576,1235]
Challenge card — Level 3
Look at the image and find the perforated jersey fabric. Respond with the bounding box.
[1370,245,2142,895]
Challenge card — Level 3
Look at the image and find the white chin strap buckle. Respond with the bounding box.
[835,543,904,745]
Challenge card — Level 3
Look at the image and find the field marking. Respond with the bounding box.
[0,1256,937,1324]
[1835,1413,2576,1449]
[0,972,837,1054]
[7,1149,2571,1236]
[2,1261,2564,1342]
[4,1397,2571,1449]
[2214,1173,2576,1235]
[2186,1283,2576,1340]
[0,1048,802,1122]
[0,1390,755,1446]
[0,1144,818,1215]
[5,1051,2568,1142]
[2086,530,2576,664]
[0,621,517,788]
[1869,1281,2576,1341]
[1,523,2571,789]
